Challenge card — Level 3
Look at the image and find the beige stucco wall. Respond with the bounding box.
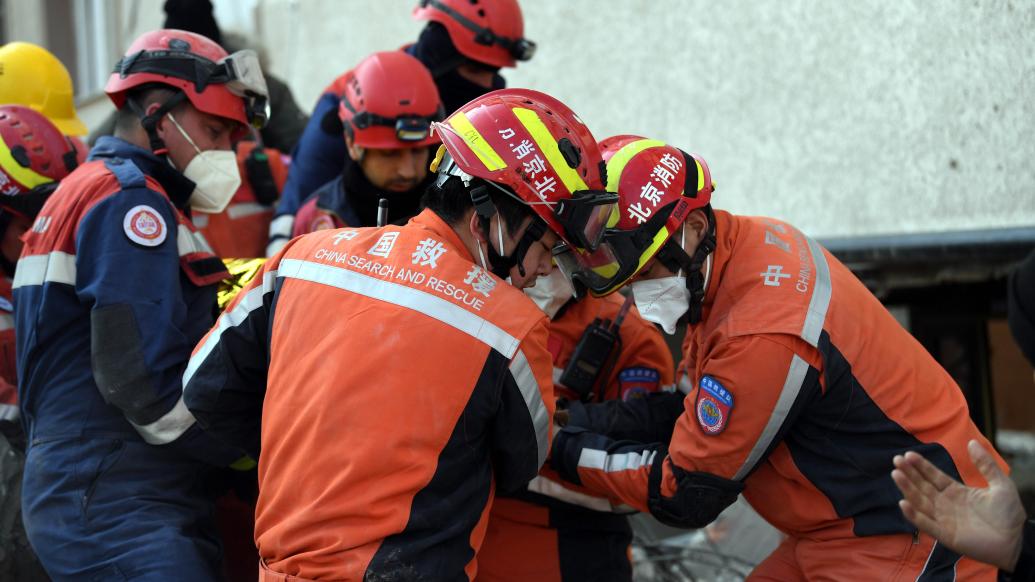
[22,0,1035,239]
[255,0,1035,239]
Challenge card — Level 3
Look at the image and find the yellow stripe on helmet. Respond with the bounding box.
[446,112,507,172]
[512,107,588,193]
[694,158,705,192]
[0,136,53,190]
[604,138,665,193]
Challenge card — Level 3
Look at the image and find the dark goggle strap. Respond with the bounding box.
[419,0,536,61]
[341,94,444,140]
[115,50,228,93]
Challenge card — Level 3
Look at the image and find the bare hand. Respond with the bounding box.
[892,439,1025,572]
[554,409,570,427]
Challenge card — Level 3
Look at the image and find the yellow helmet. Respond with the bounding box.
[0,42,87,136]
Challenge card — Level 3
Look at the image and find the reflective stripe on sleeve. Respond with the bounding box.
[509,349,551,468]
[227,202,271,220]
[12,252,77,288]
[176,224,215,256]
[731,354,810,481]
[527,475,636,514]
[183,269,279,389]
[129,396,197,445]
[578,448,657,473]
[269,215,294,239]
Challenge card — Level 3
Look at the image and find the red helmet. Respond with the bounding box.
[431,88,617,252]
[556,135,714,296]
[337,51,444,149]
[0,105,80,219]
[105,29,269,131]
[413,0,535,69]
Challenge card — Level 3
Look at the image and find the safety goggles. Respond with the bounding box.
[554,204,681,295]
[433,146,617,251]
[344,97,444,143]
[419,0,537,62]
[114,48,270,128]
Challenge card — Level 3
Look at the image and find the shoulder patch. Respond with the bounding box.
[123,204,167,247]
[695,375,734,435]
[619,367,660,401]
[310,213,336,232]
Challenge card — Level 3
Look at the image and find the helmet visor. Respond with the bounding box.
[554,190,618,252]
[554,242,628,297]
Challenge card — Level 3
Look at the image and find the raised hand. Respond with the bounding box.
[892,439,1026,572]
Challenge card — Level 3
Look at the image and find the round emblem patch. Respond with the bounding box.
[696,394,725,434]
[310,214,336,232]
[123,205,167,247]
[695,375,734,436]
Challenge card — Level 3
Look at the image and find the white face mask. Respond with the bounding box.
[167,113,241,213]
[630,275,689,334]
[524,268,575,319]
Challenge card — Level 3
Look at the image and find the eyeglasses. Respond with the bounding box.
[419,0,537,62]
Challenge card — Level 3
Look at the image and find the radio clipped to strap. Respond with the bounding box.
[559,293,634,402]
[244,146,280,206]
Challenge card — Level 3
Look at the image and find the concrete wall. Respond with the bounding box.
[255,0,1035,239]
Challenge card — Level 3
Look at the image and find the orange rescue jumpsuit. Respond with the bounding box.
[477,293,674,582]
[551,210,1002,580]
[183,209,555,581]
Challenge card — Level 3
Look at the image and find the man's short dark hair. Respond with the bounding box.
[421,175,537,237]
[114,85,182,135]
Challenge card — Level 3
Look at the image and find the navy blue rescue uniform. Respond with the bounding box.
[13,137,239,581]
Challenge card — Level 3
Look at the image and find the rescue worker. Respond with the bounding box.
[267,0,534,254]
[550,136,1004,580]
[0,105,81,582]
[13,29,266,580]
[477,264,675,582]
[292,50,443,236]
[89,0,309,153]
[0,42,89,137]
[182,88,617,580]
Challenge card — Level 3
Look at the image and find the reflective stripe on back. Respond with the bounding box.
[801,235,833,347]
[277,257,521,358]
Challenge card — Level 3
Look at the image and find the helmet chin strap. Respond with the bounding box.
[470,183,546,280]
[655,206,717,325]
[126,91,188,155]
[683,206,717,324]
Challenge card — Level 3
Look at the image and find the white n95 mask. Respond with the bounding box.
[167,113,241,213]
[525,268,575,319]
[630,275,690,334]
